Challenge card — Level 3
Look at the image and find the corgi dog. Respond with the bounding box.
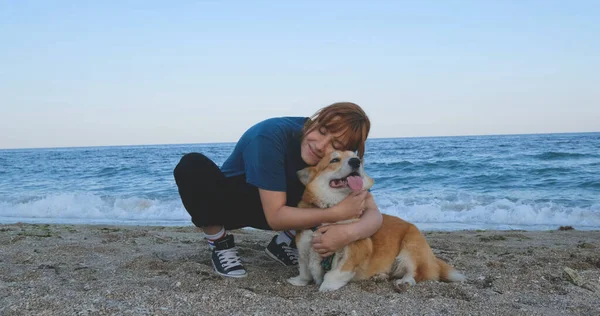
[287,150,466,292]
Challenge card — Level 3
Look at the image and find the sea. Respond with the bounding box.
[1,133,599,231]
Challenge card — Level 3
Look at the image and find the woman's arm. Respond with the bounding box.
[312,192,382,257]
[259,189,368,231]
[345,192,382,240]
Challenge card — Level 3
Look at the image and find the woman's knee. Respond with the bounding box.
[175,153,209,177]
[173,152,223,187]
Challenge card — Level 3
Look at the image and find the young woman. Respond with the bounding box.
[173,102,382,277]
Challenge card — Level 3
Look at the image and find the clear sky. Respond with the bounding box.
[1,1,599,149]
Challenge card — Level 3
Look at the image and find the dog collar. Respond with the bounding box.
[321,254,334,272]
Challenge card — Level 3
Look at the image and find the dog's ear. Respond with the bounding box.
[297,167,316,186]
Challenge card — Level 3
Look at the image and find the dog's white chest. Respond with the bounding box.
[297,230,313,250]
[296,231,325,272]
[297,230,319,263]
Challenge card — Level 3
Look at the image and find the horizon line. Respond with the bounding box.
[1,131,598,151]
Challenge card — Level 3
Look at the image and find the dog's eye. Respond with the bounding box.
[329,158,340,164]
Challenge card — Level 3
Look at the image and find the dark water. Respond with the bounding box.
[1,133,599,230]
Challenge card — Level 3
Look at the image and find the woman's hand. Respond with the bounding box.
[311,223,355,258]
[330,190,368,221]
[314,192,382,258]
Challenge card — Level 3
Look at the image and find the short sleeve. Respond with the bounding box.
[242,135,287,191]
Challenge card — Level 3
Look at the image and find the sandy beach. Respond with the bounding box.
[1,223,599,315]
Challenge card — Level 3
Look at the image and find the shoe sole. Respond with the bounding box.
[211,260,248,278]
[264,248,293,266]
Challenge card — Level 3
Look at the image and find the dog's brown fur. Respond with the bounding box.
[332,214,459,282]
[291,150,465,291]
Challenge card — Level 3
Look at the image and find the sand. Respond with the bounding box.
[1,223,599,315]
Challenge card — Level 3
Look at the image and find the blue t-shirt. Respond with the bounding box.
[220,117,309,207]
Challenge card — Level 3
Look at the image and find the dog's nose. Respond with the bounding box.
[348,158,361,169]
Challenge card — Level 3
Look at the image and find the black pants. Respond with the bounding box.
[173,153,272,230]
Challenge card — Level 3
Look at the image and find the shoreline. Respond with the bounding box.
[2,219,599,233]
[1,223,599,315]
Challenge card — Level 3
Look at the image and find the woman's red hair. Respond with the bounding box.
[303,102,371,159]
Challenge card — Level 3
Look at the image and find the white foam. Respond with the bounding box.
[0,193,192,226]
[1,192,599,231]
[378,194,600,231]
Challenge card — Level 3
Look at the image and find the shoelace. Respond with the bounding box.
[215,248,243,270]
[282,245,298,264]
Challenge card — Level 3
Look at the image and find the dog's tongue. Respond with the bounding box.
[347,176,363,192]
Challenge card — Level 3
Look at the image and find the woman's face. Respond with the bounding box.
[301,126,348,166]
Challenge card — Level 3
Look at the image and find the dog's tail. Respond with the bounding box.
[437,258,466,282]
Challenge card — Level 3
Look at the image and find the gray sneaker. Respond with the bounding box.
[265,235,298,266]
[211,234,247,278]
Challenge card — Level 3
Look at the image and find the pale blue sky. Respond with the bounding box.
[1,0,599,149]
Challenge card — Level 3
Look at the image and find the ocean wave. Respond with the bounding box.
[420,159,493,171]
[532,152,594,160]
[528,167,572,175]
[97,166,136,176]
[367,161,414,169]
[0,193,190,225]
[1,192,599,230]
[368,159,487,173]
[377,193,600,230]
[422,160,462,169]
[578,181,600,189]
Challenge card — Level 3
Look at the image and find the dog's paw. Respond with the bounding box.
[393,277,416,292]
[318,281,345,292]
[313,276,323,286]
[371,273,389,282]
[394,276,416,286]
[287,276,311,286]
